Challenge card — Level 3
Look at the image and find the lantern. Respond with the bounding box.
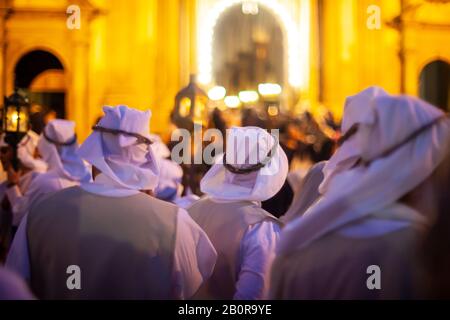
[3,88,30,135]
[1,88,31,170]
[172,75,209,131]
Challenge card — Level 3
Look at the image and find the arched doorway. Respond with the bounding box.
[419,60,450,111]
[213,4,285,94]
[197,0,308,89]
[14,50,67,126]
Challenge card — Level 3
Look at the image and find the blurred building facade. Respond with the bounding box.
[0,0,449,140]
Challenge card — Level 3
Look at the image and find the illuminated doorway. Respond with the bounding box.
[212,4,285,94]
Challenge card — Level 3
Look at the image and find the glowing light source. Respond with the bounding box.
[208,86,227,101]
[267,105,279,117]
[238,90,259,103]
[179,97,192,117]
[3,89,30,134]
[197,0,310,89]
[258,83,282,97]
[242,1,259,15]
[224,96,241,108]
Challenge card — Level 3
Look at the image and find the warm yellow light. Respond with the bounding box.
[194,100,206,120]
[224,96,241,109]
[208,86,226,101]
[238,90,259,104]
[6,108,28,132]
[197,0,309,88]
[267,105,279,117]
[258,83,282,97]
[179,97,192,117]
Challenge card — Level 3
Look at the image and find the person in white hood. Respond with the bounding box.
[271,88,450,299]
[188,126,289,300]
[150,133,201,208]
[150,134,184,203]
[4,120,90,229]
[1,131,48,228]
[7,105,216,300]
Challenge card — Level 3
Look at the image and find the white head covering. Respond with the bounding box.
[282,161,325,223]
[319,86,389,194]
[38,119,90,182]
[149,133,183,200]
[17,130,47,172]
[279,92,450,253]
[150,134,171,159]
[79,105,159,191]
[200,126,289,202]
[154,159,183,201]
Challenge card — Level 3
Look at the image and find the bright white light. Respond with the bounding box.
[238,90,259,103]
[197,0,310,89]
[242,1,259,15]
[224,96,241,108]
[258,83,282,96]
[11,113,19,122]
[208,86,227,101]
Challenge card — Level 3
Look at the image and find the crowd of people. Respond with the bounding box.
[0,86,449,300]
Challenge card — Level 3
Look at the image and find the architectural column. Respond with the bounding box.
[0,0,10,99]
[179,0,197,85]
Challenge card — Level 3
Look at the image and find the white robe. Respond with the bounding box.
[235,220,280,300]
[271,204,427,299]
[6,173,217,299]
[5,170,80,227]
[194,197,281,300]
[4,170,44,227]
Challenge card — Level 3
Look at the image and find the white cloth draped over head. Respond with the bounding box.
[279,90,450,254]
[150,133,171,159]
[17,130,48,172]
[149,133,183,201]
[319,86,389,194]
[78,105,159,191]
[155,159,183,201]
[200,126,289,202]
[281,161,325,224]
[38,120,90,182]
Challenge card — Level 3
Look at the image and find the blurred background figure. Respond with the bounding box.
[6,119,90,230]
[188,127,288,300]
[0,128,48,262]
[150,133,184,203]
[281,161,326,224]
[271,89,450,300]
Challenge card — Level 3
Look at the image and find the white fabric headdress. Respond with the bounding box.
[319,86,389,194]
[17,130,47,172]
[200,126,289,202]
[38,119,90,182]
[78,105,159,190]
[279,92,450,253]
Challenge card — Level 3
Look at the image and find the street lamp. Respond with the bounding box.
[2,88,31,170]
